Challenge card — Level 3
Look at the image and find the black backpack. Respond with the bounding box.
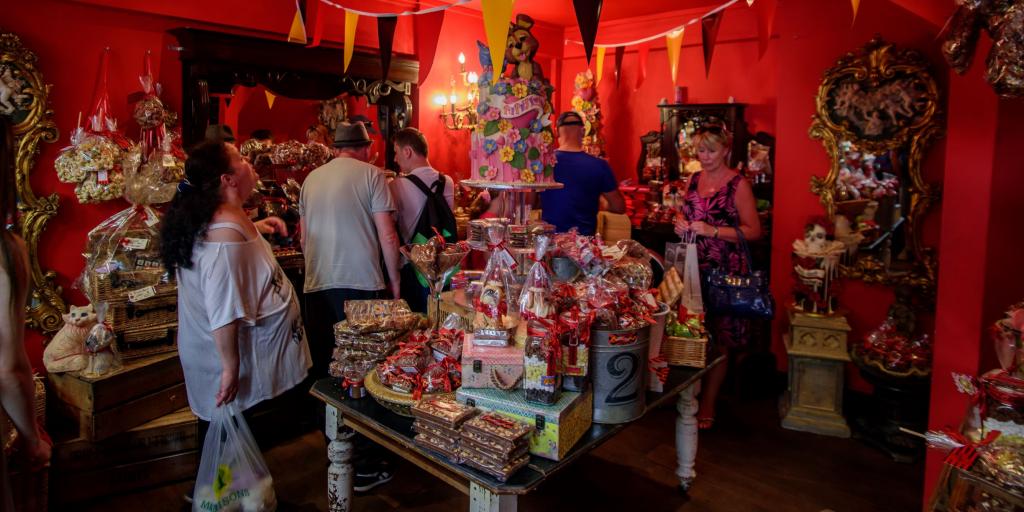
[403,174,457,245]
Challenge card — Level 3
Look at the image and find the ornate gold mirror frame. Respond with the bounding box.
[2,33,64,334]
[809,37,943,292]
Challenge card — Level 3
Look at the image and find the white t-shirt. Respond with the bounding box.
[300,157,396,292]
[389,166,455,244]
[175,222,312,421]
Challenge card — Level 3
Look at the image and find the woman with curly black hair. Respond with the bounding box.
[160,141,311,425]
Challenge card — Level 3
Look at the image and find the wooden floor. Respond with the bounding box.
[74,392,923,512]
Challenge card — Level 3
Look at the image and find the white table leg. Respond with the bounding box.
[469,481,517,512]
[326,404,354,512]
[675,381,701,490]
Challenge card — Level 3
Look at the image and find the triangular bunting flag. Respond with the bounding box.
[636,43,649,90]
[755,0,777,59]
[666,29,684,85]
[747,0,755,5]
[306,0,325,47]
[701,10,725,78]
[850,0,861,25]
[595,46,606,83]
[415,10,446,84]
[265,90,276,109]
[614,46,625,87]
[344,10,359,73]
[287,0,307,44]
[572,0,603,65]
[481,0,516,77]
[378,16,399,81]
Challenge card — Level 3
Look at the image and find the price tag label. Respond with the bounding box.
[97,170,110,185]
[144,215,160,227]
[128,285,157,303]
[122,237,150,250]
[162,154,176,167]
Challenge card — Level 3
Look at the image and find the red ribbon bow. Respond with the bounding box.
[481,413,517,430]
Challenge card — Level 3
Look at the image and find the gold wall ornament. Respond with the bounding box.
[809,37,943,294]
[2,32,65,334]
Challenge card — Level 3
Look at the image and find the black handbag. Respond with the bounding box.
[703,226,775,319]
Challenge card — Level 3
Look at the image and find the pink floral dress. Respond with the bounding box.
[681,172,749,349]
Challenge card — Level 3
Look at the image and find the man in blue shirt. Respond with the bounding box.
[540,111,625,235]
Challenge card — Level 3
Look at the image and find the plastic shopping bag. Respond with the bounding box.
[192,404,277,512]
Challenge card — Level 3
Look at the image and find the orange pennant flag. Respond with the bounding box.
[344,10,359,73]
[265,90,276,109]
[287,0,307,44]
[850,0,860,24]
[746,0,755,5]
[481,0,516,76]
[666,28,684,85]
[595,46,606,83]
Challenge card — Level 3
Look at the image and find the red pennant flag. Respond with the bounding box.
[701,10,725,78]
[378,16,399,81]
[635,43,649,90]
[414,10,446,84]
[572,0,604,65]
[755,0,777,59]
[306,0,325,47]
[614,46,625,87]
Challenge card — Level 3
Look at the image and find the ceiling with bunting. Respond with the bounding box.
[467,0,726,27]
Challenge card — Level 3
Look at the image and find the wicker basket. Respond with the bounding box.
[109,303,178,333]
[117,326,178,359]
[89,269,177,306]
[662,335,709,368]
[364,370,455,417]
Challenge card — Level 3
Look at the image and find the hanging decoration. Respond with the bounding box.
[377,15,399,81]
[307,0,326,47]
[614,46,625,87]
[701,10,725,78]
[572,0,604,65]
[571,69,605,157]
[414,10,447,84]
[595,46,606,83]
[344,10,358,72]
[132,50,165,158]
[666,28,684,85]
[288,0,308,44]
[747,0,754,5]
[636,43,649,90]
[265,90,276,109]
[481,0,516,78]
[755,0,777,58]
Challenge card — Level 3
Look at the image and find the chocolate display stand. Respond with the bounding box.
[460,180,563,226]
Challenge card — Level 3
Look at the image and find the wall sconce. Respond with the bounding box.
[437,52,479,130]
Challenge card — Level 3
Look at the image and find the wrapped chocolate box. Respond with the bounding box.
[459,451,529,482]
[461,412,534,448]
[412,398,477,429]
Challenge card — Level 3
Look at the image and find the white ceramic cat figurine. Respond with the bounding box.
[42,304,95,373]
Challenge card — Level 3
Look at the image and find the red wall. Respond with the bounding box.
[558,5,777,182]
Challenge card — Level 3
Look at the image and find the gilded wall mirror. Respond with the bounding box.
[2,33,64,334]
[810,37,942,293]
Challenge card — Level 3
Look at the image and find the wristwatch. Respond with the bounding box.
[712,226,719,239]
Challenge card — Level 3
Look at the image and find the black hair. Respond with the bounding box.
[159,141,232,271]
[250,129,272,140]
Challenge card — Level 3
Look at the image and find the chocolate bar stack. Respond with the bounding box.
[411,398,477,463]
[458,412,533,482]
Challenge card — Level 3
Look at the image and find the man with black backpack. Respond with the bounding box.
[389,127,456,312]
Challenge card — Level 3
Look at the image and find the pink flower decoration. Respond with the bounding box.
[485,108,500,121]
[486,167,498,179]
[507,130,521,143]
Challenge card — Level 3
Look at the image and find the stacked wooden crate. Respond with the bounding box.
[47,351,199,504]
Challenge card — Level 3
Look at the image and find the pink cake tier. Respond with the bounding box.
[470,74,556,185]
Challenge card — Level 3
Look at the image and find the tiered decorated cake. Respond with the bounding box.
[470,15,556,185]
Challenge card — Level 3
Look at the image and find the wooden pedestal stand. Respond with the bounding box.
[780,309,852,438]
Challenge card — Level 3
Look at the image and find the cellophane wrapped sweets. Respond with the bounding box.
[517,235,556,323]
[79,302,122,378]
[473,225,519,346]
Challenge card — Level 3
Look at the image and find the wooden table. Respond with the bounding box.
[310,355,724,512]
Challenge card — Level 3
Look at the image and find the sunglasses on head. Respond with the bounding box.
[696,123,728,135]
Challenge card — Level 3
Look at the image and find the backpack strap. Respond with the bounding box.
[403,174,435,197]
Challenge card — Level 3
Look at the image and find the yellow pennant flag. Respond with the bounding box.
[265,90,276,109]
[595,46,606,83]
[287,0,307,44]
[850,0,860,24]
[666,28,684,85]
[344,10,359,73]
[746,0,755,6]
[481,0,516,77]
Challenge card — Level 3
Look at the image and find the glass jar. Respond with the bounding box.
[524,324,561,405]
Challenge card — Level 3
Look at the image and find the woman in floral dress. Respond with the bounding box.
[674,124,762,429]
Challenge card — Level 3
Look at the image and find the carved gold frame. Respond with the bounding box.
[2,33,64,334]
[809,38,943,292]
